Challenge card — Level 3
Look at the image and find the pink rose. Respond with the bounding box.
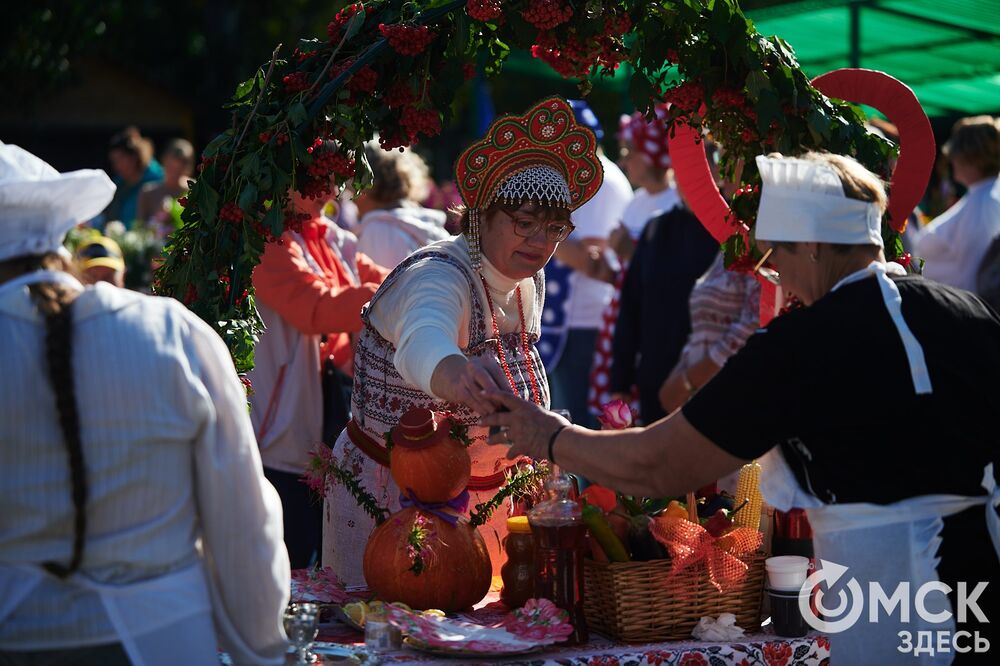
[597,400,633,430]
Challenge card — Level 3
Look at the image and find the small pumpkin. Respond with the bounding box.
[389,408,471,503]
[363,506,492,611]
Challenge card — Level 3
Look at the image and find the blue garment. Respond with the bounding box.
[103,160,164,229]
[547,327,599,428]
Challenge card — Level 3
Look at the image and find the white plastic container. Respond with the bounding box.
[765,555,810,591]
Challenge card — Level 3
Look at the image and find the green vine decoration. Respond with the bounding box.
[154,0,899,374]
[449,420,473,448]
[305,448,390,525]
[469,461,550,527]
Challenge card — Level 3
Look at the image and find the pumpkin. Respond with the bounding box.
[363,507,492,611]
[390,408,471,503]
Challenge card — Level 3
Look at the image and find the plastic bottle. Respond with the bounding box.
[500,516,535,609]
[527,472,588,644]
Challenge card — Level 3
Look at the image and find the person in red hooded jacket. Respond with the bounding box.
[250,164,388,568]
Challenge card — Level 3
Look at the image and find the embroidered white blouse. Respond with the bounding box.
[366,235,540,397]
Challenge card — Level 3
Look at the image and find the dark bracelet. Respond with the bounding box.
[547,425,569,464]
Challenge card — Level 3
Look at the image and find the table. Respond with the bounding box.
[309,615,830,665]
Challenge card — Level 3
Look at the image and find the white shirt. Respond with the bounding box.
[366,235,539,397]
[915,176,1000,292]
[356,206,450,270]
[0,282,289,662]
[620,185,681,238]
[566,155,634,329]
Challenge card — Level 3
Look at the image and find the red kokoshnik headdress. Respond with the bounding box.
[455,97,603,269]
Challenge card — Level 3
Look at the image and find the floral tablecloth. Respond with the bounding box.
[225,573,831,665]
[312,616,829,666]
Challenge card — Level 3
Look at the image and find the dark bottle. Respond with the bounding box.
[500,516,535,609]
[527,473,588,645]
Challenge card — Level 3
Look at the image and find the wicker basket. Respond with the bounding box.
[583,551,766,642]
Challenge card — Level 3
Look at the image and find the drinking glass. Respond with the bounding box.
[284,602,320,664]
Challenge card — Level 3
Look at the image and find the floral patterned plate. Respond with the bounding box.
[387,599,574,656]
[402,636,541,658]
[290,567,351,604]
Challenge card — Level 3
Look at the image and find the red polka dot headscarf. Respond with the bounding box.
[618,104,672,170]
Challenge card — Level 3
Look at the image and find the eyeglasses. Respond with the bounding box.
[753,247,780,285]
[505,212,575,242]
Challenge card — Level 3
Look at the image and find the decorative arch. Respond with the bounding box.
[155,0,918,373]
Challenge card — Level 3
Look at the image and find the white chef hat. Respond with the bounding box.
[755,152,932,396]
[0,142,116,263]
[755,154,883,248]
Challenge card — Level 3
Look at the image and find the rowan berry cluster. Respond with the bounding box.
[400,106,442,143]
[521,0,573,30]
[220,201,243,224]
[467,0,502,22]
[379,24,436,56]
[307,147,356,179]
[327,3,370,43]
[282,72,310,93]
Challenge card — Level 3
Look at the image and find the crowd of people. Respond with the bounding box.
[0,100,997,664]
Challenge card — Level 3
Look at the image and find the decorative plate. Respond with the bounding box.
[388,598,573,655]
[290,567,351,604]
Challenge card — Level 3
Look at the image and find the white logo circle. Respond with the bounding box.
[799,560,866,633]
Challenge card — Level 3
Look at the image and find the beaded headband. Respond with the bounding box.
[455,97,603,212]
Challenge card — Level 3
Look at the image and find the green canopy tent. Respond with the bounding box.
[745,0,1000,117]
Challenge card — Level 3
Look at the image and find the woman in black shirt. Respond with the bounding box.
[483,152,1000,664]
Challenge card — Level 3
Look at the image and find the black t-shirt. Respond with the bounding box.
[684,275,999,505]
[683,275,1000,645]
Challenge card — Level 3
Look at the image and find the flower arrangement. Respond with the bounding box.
[405,513,437,575]
[151,0,894,376]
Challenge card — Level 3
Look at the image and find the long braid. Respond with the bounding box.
[4,254,88,578]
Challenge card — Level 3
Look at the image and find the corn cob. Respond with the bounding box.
[733,460,763,531]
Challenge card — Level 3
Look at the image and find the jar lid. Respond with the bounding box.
[507,516,532,534]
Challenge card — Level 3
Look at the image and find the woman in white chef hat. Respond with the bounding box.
[0,141,290,665]
[484,151,1000,665]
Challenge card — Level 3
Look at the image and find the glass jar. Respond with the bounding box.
[527,472,588,645]
[500,516,535,609]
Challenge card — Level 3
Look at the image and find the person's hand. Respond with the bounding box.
[430,354,507,416]
[479,390,571,460]
[658,369,691,414]
[585,246,617,284]
[608,223,635,262]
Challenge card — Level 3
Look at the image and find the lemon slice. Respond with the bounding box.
[421,609,445,618]
[342,601,367,627]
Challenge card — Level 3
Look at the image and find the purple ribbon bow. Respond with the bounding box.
[399,489,470,526]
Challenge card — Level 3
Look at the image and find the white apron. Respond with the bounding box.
[759,263,1000,665]
[0,271,220,665]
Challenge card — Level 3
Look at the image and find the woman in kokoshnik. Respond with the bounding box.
[324,97,604,585]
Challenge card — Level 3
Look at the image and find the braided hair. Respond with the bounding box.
[0,253,86,577]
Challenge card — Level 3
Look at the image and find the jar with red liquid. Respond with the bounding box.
[527,472,588,645]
